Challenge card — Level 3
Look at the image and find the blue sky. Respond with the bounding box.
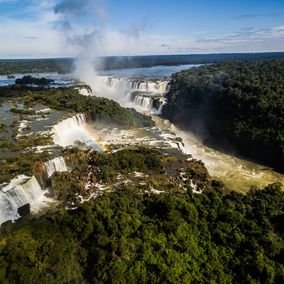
[0,0,283,58]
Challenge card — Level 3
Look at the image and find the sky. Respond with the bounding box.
[0,0,283,58]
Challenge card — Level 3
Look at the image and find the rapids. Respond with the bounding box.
[85,73,284,192]
[152,116,284,192]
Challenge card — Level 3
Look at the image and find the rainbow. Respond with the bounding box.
[52,113,111,152]
[83,124,111,153]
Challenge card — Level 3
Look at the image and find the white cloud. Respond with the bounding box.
[194,26,284,53]
[0,1,283,58]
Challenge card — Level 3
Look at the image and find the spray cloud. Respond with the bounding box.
[54,0,149,100]
[54,0,105,92]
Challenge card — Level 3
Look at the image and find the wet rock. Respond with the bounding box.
[17,203,30,217]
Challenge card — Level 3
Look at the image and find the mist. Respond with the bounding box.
[53,0,150,101]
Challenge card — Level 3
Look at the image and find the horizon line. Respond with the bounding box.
[0,51,284,60]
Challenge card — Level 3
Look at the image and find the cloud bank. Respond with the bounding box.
[0,0,283,58]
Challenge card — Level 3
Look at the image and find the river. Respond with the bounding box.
[91,64,284,192]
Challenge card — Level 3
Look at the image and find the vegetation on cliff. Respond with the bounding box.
[1,59,284,283]
[0,85,154,128]
[50,148,211,206]
[163,60,284,172]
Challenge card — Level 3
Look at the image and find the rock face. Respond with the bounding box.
[17,203,30,217]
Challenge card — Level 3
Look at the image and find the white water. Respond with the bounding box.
[156,97,168,114]
[133,96,153,109]
[45,157,68,178]
[153,116,284,192]
[82,74,284,192]
[84,76,169,113]
[0,175,50,225]
[64,69,284,192]
[98,76,169,94]
[52,113,103,151]
[52,113,87,147]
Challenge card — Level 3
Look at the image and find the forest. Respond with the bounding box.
[0,85,154,128]
[0,176,283,283]
[1,53,284,74]
[163,60,284,172]
[1,148,284,283]
[1,61,284,283]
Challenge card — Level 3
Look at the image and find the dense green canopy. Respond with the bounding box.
[163,60,284,172]
[1,60,284,283]
[1,182,284,283]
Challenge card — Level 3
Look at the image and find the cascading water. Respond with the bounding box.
[152,116,284,192]
[156,97,167,114]
[0,175,49,225]
[101,77,169,94]
[52,113,87,147]
[86,73,284,192]
[51,113,104,152]
[45,157,68,178]
[73,66,284,192]
[91,76,169,113]
[133,96,153,109]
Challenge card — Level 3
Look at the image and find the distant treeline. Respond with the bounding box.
[1,52,284,74]
[0,58,73,74]
[102,52,284,70]
[163,60,284,172]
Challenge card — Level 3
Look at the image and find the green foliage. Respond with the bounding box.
[163,60,284,172]
[15,75,54,86]
[10,107,36,115]
[0,85,154,128]
[52,147,211,208]
[90,148,163,182]
[1,184,284,283]
[0,151,50,183]
[0,58,73,75]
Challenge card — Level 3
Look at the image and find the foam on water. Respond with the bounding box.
[45,157,68,178]
[51,113,107,152]
[0,175,51,225]
[153,116,284,192]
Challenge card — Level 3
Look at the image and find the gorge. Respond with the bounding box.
[1,62,284,226]
[0,59,284,284]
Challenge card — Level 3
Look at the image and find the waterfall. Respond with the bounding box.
[51,113,103,152]
[156,97,168,114]
[77,86,92,96]
[77,76,169,113]
[133,80,169,94]
[0,175,48,225]
[45,157,68,178]
[133,96,153,109]
[52,113,87,147]
[90,76,169,113]
[98,76,169,94]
